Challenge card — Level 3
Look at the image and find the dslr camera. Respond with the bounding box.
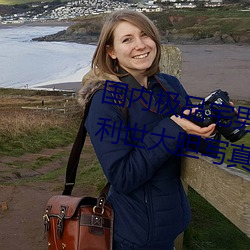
[184,89,247,142]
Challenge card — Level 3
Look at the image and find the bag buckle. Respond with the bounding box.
[91,215,103,227]
[43,208,50,233]
[56,206,66,238]
[93,205,104,215]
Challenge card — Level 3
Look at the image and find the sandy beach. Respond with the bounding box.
[37,43,250,102]
[177,44,250,102]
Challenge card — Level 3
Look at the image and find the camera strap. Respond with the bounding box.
[118,68,188,116]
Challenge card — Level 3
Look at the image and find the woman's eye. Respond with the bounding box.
[122,38,132,43]
[142,33,148,37]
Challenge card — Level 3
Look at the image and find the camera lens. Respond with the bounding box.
[226,127,248,142]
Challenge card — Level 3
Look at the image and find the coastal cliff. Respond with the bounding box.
[33,12,250,45]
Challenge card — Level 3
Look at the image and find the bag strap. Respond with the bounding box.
[62,86,110,196]
[62,116,87,195]
[62,80,130,196]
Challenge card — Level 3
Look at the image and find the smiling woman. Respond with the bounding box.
[106,21,157,88]
[77,9,221,250]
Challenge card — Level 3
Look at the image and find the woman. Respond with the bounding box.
[79,10,216,250]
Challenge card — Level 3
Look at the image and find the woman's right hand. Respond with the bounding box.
[170,108,216,138]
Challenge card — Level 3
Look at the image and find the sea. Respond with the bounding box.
[0,25,249,101]
[0,25,95,89]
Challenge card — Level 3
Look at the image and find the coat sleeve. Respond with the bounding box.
[85,90,185,194]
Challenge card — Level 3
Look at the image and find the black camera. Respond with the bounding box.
[183,89,247,142]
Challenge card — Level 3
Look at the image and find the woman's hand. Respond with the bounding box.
[229,101,246,123]
[170,108,216,138]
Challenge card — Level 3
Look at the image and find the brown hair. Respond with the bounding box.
[92,10,161,77]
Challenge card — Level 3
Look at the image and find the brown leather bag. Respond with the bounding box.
[43,107,113,249]
[43,184,113,250]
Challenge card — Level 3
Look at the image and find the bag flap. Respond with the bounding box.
[46,195,96,218]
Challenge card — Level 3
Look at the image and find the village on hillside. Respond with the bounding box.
[0,0,224,25]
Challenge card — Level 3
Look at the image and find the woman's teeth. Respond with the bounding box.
[133,53,148,59]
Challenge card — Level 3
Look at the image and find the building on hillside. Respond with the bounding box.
[174,3,197,9]
[205,0,223,7]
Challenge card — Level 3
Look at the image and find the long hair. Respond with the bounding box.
[92,10,161,77]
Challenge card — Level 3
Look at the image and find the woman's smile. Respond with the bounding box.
[107,21,157,86]
[133,52,149,59]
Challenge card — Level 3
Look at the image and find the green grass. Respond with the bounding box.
[170,9,250,18]
[184,188,250,250]
[0,126,77,157]
[32,142,107,194]
[172,16,250,38]
[223,133,250,173]
[203,17,250,34]
[35,165,66,182]
[76,157,107,195]
[144,10,250,42]
[0,88,81,157]
[11,153,67,170]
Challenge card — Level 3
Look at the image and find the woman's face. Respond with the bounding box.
[108,21,157,76]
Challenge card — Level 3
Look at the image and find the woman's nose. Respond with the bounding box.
[134,38,146,50]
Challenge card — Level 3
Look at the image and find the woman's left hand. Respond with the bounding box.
[171,108,216,138]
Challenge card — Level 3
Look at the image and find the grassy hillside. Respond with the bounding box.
[146,10,250,34]
[44,10,250,44]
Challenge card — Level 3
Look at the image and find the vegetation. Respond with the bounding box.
[184,187,250,250]
[45,9,250,44]
[146,10,250,42]
[1,88,249,248]
[184,8,243,18]
[0,88,81,157]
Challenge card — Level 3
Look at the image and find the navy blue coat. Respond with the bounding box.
[85,73,193,249]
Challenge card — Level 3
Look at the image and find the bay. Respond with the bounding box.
[0,25,95,89]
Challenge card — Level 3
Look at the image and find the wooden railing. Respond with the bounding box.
[159,45,250,249]
[182,155,250,238]
[21,102,81,116]
[175,155,250,250]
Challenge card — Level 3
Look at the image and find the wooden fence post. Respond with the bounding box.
[159,45,182,79]
[160,44,184,250]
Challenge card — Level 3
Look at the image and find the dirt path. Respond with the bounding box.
[0,138,93,250]
[0,185,55,250]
